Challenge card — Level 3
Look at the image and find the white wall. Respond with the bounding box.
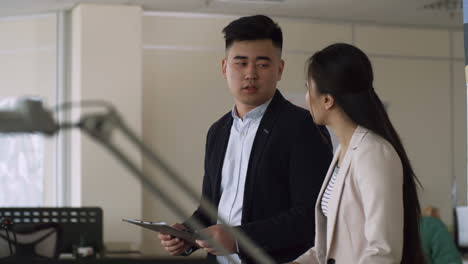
[141,12,466,255]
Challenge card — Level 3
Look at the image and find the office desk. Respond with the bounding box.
[0,257,216,264]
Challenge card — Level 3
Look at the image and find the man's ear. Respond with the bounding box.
[277,59,285,81]
[221,58,227,79]
[323,94,335,110]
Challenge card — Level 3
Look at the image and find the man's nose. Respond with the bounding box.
[244,64,258,80]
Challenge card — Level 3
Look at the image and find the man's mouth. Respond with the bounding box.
[243,85,258,93]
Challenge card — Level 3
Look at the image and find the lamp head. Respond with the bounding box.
[0,98,58,135]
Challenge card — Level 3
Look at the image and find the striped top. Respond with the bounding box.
[321,165,340,217]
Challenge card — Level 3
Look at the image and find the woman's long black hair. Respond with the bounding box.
[307,43,425,264]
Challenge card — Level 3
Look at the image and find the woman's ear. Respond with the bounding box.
[323,94,334,110]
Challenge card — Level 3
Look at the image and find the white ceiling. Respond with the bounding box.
[0,0,463,28]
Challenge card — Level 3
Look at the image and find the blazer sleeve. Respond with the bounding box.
[236,113,332,257]
[354,140,404,264]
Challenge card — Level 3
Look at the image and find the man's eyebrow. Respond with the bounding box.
[232,56,272,61]
[256,56,272,61]
[233,56,248,60]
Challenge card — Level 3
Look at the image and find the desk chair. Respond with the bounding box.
[0,222,61,260]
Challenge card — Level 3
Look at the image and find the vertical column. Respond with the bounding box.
[70,4,142,250]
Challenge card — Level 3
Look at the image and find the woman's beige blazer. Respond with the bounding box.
[295,126,404,264]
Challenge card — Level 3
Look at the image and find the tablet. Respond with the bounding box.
[122,219,201,244]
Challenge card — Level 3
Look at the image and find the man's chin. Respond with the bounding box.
[240,98,268,108]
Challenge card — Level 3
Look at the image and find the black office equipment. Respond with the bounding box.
[0,222,61,259]
[0,207,103,256]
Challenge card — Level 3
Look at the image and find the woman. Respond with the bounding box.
[292,43,425,264]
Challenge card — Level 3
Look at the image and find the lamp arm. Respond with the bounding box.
[78,111,275,264]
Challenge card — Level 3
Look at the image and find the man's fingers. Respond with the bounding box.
[196,240,223,255]
[196,239,210,249]
[156,223,190,256]
[158,233,172,240]
[165,240,185,253]
[161,238,182,247]
[168,245,188,256]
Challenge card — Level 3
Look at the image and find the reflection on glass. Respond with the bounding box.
[0,98,44,206]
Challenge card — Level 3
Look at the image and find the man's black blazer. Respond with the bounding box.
[186,90,333,263]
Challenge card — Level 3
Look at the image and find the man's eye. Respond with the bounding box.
[235,62,247,66]
[258,64,269,68]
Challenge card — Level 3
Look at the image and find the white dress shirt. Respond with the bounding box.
[216,99,270,264]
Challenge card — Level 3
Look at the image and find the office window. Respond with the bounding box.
[0,14,57,206]
[0,98,45,206]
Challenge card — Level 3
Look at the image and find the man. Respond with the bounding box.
[158,15,332,263]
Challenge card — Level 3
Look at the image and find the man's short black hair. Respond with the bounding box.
[222,14,283,51]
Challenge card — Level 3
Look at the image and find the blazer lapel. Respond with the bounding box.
[213,117,233,207]
[241,90,283,221]
[325,126,368,253]
[314,146,340,261]
[325,146,352,253]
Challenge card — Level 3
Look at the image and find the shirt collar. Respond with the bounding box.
[231,98,272,121]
